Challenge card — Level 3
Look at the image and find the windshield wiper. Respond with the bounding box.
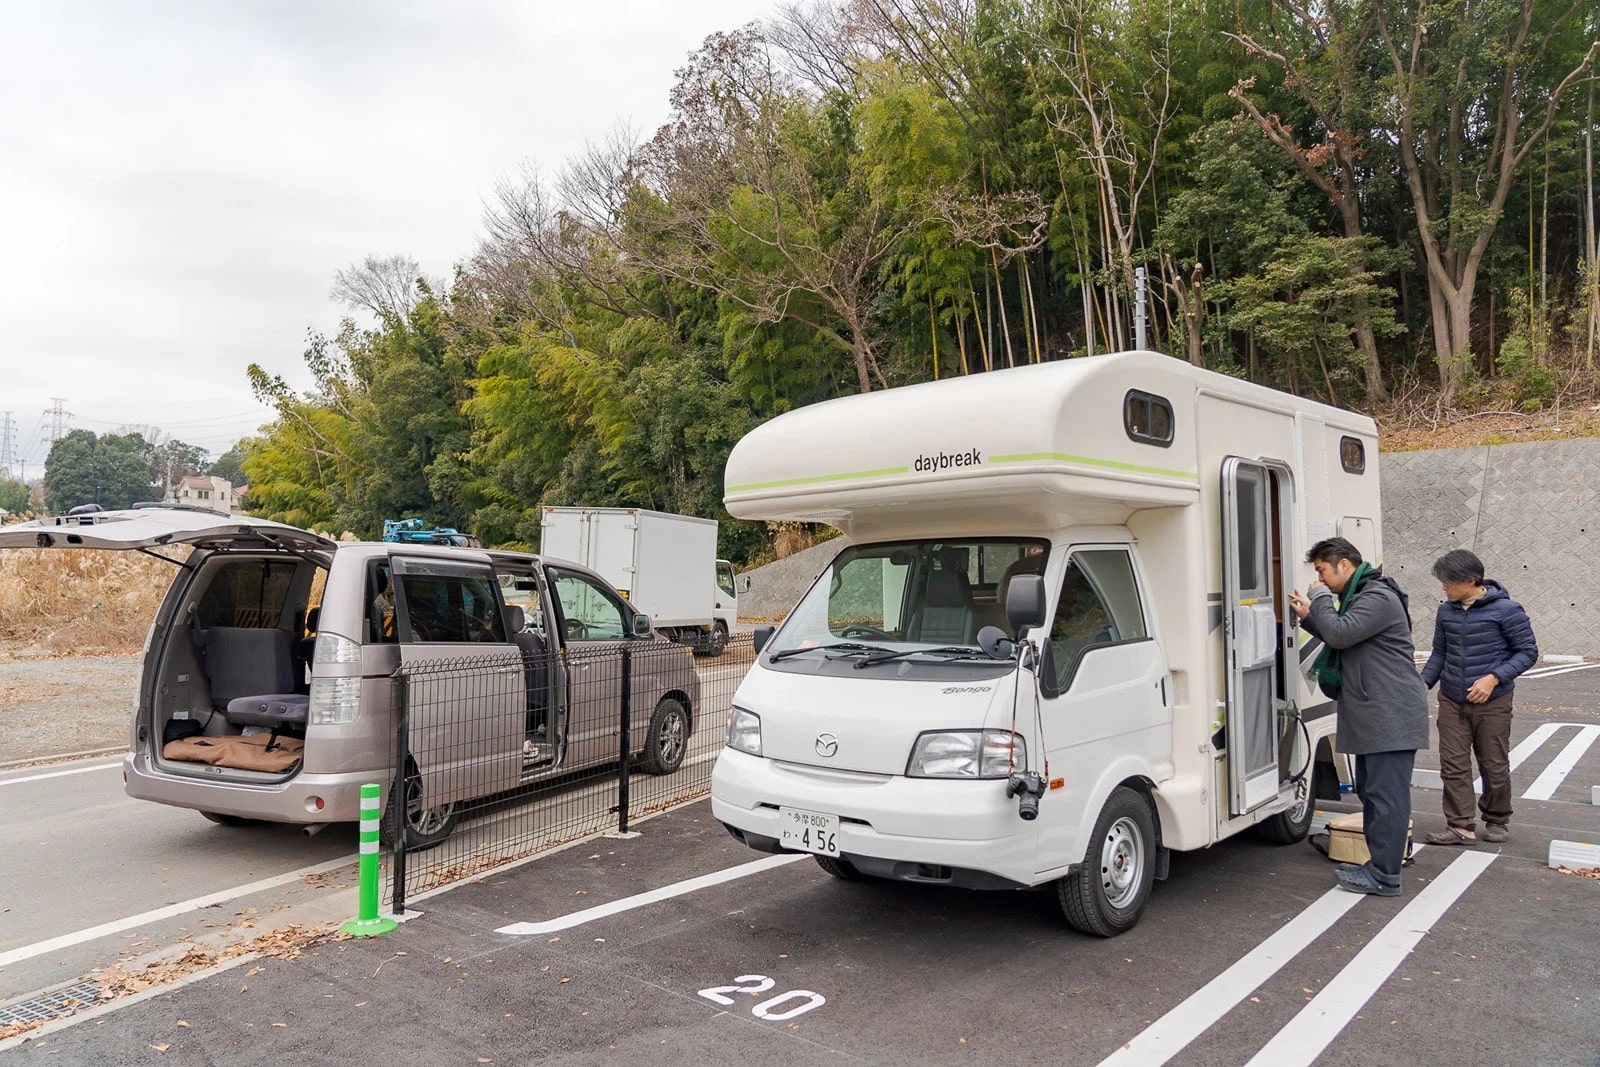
[853,646,987,668]
[769,641,894,663]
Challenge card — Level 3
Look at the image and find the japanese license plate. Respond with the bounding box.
[778,807,840,856]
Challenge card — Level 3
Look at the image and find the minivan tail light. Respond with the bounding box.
[314,632,362,665]
[309,676,362,725]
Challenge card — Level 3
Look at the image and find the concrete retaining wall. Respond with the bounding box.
[737,438,1600,655]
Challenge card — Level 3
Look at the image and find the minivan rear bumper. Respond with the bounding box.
[124,751,377,825]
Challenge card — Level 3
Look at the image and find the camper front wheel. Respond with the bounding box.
[1059,788,1156,937]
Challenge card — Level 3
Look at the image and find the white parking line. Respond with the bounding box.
[0,757,122,788]
[1242,850,1497,1067]
[0,854,358,970]
[1522,663,1600,680]
[1094,886,1368,1066]
[1521,725,1600,801]
[496,853,808,936]
[1415,721,1571,794]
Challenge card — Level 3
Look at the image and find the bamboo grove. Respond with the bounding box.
[239,0,1600,562]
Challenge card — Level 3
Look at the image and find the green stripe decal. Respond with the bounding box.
[727,467,910,493]
[989,452,1198,481]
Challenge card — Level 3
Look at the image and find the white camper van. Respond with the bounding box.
[710,350,1380,935]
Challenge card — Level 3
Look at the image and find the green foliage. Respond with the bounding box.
[0,477,27,514]
[232,2,1600,564]
[208,440,254,486]
[43,430,156,512]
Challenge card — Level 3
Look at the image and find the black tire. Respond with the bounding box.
[199,811,258,827]
[1255,764,1318,845]
[814,854,864,880]
[639,697,690,775]
[379,767,459,852]
[691,622,728,657]
[1058,787,1157,937]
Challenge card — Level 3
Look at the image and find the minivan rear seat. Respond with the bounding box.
[195,626,309,745]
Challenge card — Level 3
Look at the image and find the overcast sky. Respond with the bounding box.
[0,0,776,479]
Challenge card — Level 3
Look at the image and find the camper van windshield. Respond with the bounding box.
[767,538,1049,673]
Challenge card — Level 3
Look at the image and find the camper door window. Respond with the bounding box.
[1046,550,1149,692]
[766,539,1049,674]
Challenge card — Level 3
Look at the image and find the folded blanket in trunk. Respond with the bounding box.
[162,733,305,773]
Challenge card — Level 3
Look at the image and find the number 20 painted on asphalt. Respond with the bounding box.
[698,974,827,1021]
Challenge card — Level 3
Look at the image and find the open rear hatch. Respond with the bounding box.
[0,507,337,553]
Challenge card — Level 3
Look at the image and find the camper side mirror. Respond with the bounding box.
[504,604,527,634]
[632,613,653,637]
[1005,574,1048,634]
[976,625,1016,661]
[752,624,775,654]
[740,575,752,593]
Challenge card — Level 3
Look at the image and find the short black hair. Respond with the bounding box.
[1432,549,1484,584]
[1306,537,1362,567]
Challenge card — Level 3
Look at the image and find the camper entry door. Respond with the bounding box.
[1221,458,1281,815]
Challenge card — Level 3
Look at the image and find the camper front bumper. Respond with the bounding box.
[124,751,373,824]
[711,748,1039,888]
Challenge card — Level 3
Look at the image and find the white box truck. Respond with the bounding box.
[711,349,1382,934]
[541,507,739,655]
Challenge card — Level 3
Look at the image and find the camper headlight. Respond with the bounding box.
[725,706,763,756]
[906,730,1025,779]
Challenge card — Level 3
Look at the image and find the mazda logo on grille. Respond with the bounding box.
[815,733,839,757]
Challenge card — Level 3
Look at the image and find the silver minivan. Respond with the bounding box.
[0,506,703,847]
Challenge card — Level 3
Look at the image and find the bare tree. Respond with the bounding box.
[1228,1,1392,403]
[1373,0,1598,400]
[331,254,424,324]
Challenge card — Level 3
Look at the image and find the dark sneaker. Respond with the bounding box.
[1482,825,1509,843]
[1335,866,1402,897]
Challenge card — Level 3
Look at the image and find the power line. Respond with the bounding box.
[42,398,72,450]
[0,412,15,479]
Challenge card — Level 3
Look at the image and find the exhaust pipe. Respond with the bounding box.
[301,822,329,838]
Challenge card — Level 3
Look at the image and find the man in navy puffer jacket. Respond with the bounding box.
[1419,550,1538,845]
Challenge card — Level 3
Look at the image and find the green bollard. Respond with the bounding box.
[341,783,398,936]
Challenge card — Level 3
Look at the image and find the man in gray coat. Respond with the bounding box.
[1289,537,1430,896]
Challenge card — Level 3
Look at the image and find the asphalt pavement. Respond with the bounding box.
[4,664,1598,1066]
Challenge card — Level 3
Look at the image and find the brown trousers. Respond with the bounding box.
[1437,691,1514,831]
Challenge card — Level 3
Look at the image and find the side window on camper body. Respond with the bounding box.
[1046,549,1149,692]
[1124,390,1174,447]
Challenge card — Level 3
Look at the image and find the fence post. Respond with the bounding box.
[341,783,398,936]
[616,643,633,834]
[390,673,410,917]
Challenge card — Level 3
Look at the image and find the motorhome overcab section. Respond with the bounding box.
[711,349,1380,936]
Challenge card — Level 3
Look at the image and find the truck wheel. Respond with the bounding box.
[693,622,728,657]
[639,697,690,774]
[815,854,864,880]
[1058,787,1156,937]
[1255,764,1318,845]
[380,766,458,851]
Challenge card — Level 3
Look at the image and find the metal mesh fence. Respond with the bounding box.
[382,632,754,910]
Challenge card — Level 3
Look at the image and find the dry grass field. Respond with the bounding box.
[0,549,183,658]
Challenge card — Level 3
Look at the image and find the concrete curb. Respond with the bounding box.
[1548,839,1600,872]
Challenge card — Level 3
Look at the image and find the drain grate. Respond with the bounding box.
[0,980,102,1027]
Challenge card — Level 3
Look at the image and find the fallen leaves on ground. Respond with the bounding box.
[1556,865,1600,880]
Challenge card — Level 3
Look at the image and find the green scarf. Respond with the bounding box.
[1310,561,1373,694]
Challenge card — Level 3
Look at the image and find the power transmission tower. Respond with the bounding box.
[0,411,15,479]
[43,398,72,448]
